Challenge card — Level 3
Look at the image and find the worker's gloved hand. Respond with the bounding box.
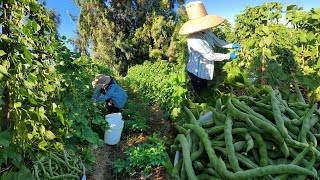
[232,44,241,51]
[230,52,237,59]
[200,111,213,124]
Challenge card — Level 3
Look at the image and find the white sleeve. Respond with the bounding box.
[206,31,233,48]
[188,37,230,61]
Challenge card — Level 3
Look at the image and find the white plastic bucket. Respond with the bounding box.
[104,113,124,145]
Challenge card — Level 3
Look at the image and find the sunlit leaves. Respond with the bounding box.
[45,130,56,140]
[114,139,167,175]
[23,49,33,64]
[31,21,41,32]
[55,108,65,125]
[126,60,188,120]
[0,0,111,175]
[299,33,308,43]
[0,65,8,75]
[231,2,319,94]
[38,140,47,150]
[0,50,6,57]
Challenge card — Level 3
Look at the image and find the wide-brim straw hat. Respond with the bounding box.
[179,1,225,35]
[92,74,111,88]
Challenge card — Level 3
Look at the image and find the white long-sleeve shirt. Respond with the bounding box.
[187,30,232,80]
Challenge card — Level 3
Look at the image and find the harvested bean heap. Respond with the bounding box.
[171,86,320,180]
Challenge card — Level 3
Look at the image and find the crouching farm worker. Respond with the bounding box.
[92,74,128,114]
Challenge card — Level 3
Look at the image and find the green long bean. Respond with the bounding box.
[225,114,241,172]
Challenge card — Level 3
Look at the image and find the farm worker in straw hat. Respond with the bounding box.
[92,74,128,114]
[179,1,241,94]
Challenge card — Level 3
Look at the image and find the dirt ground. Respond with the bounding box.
[86,104,176,180]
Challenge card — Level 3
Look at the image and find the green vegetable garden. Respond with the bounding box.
[1,0,320,179]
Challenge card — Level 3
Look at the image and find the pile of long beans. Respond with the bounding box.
[171,85,320,179]
[32,150,84,179]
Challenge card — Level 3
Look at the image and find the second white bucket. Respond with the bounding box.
[104,113,124,145]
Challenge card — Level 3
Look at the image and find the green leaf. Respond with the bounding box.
[9,149,22,168]
[14,102,22,108]
[24,80,35,89]
[39,125,45,135]
[38,140,48,150]
[32,21,41,32]
[83,127,99,143]
[27,133,33,140]
[2,166,32,179]
[262,26,269,34]
[299,33,307,43]
[27,73,37,84]
[0,34,9,41]
[44,84,55,92]
[52,103,57,112]
[303,66,316,74]
[48,65,55,73]
[45,131,56,140]
[286,5,297,11]
[24,49,33,64]
[0,147,9,164]
[265,48,272,59]
[306,32,315,41]
[311,14,320,19]
[316,58,320,69]
[265,36,272,46]
[0,131,11,147]
[92,116,104,125]
[54,142,64,150]
[28,96,38,105]
[39,106,45,115]
[0,50,6,57]
[0,65,8,75]
[56,108,65,125]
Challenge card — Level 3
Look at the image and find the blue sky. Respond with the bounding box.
[43,0,319,42]
[43,0,80,40]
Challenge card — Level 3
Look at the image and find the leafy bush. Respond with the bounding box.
[231,2,320,100]
[56,47,113,168]
[125,60,189,120]
[121,85,150,133]
[113,134,167,176]
[0,0,113,175]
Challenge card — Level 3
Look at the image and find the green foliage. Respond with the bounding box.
[122,99,149,133]
[126,60,189,120]
[1,0,65,155]
[75,0,185,75]
[0,131,25,177]
[113,133,167,176]
[0,166,32,180]
[55,48,110,166]
[225,2,320,100]
[1,0,319,178]
[0,0,68,174]
[0,0,113,174]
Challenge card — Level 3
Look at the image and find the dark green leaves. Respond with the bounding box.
[0,131,11,147]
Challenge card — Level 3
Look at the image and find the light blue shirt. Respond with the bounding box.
[187,30,232,80]
[93,80,128,109]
